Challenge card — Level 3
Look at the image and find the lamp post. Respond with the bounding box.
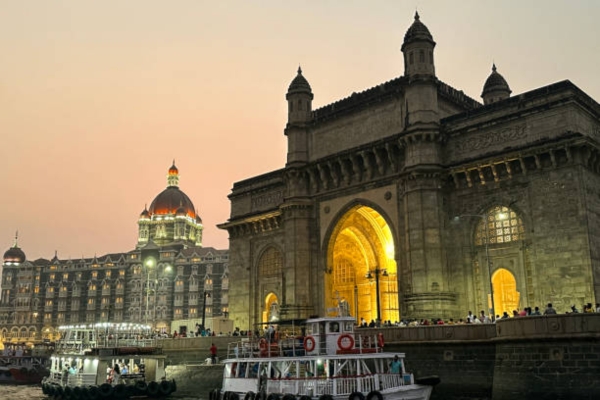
[143,257,156,325]
[453,212,506,320]
[365,267,388,323]
[201,291,211,332]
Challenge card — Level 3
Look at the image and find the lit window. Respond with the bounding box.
[475,206,525,245]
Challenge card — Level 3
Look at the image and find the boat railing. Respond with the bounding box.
[226,332,384,359]
[55,338,160,354]
[265,373,412,396]
[67,372,96,387]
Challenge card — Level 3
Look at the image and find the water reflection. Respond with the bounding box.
[5,385,203,400]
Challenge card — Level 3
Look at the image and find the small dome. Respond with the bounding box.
[196,215,203,224]
[168,162,179,176]
[3,245,26,264]
[287,67,313,95]
[481,64,511,102]
[140,208,150,219]
[403,11,434,45]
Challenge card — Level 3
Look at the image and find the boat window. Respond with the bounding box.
[344,322,353,332]
[329,322,339,333]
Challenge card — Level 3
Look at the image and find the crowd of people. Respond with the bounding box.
[356,302,600,327]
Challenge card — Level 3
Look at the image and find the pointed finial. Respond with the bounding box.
[492,63,497,72]
[415,10,420,20]
[297,65,302,75]
[13,230,19,247]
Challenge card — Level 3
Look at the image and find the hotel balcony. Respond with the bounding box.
[115,303,124,309]
[72,290,81,297]
[59,291,67,298]
[44,305,54,312]
[116,288,125,295]
[87,304,96,311]
[189,285,199,292]
[102,289,111,296]
[58,305,67,312]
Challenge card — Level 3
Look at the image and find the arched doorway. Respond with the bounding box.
[263,292,280,324]
[492,268,520,315]
[326,205,398,324]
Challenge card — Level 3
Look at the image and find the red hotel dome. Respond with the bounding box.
[147,163,197,219]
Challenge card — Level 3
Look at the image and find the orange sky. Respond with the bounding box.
[2,1,599,260]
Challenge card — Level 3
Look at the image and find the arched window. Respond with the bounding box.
[475,206,524,245]
[419,50,425,62]
[258,247,283,277]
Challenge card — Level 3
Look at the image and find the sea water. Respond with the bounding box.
[5,384,203,400]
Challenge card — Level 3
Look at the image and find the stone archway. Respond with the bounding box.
[493,268,520,315]
[263,292,280,324]
[326,205,398,324]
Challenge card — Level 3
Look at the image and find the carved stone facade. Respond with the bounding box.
[220,13,600,328]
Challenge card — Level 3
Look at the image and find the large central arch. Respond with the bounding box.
[326,205,399,324]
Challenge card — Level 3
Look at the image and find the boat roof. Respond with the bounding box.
[222,351,406,364]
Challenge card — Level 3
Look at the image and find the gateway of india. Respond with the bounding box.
[218,12,600,328]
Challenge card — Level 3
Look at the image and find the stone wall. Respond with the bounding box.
[161,315,600,400]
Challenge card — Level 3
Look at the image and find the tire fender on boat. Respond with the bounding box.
[147,381,160,397]
[113,383,127,399]
[282,394,296,400]
[244,391,256,400]
[213,388,222,400]
[99,382,114,398]
[319,395,334,400]
[135,381,148,395]
[366,391,383,400]
[266,393,280,400]
[229,392,240,400]
[349,392,365,400]
[299,396,311,400]
[171,379,177,393]
[64,385,74,399]
[159,380,172,396]
[72,386,83,400]
[88,385,100,400]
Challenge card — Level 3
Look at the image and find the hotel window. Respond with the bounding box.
[47,287,55,293]
[49,274,55,281]
[101,298,110,305]
[174,309,182,317]
[103,283,110,290]
[91,271,98,279]
[63,273,69,280]
[34,286,39,294]
[89,284,97,291]
[105,271,111,279]
[116,297,123,304]
[76,273,82,281]
[119,270,125,278]
[88,298,95,305]
[45,300,53,306]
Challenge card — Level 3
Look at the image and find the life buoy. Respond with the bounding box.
[349,392,365,400]
[366,391,383,400]
[337,333,355,350]
[147,381,160,397]
[377,332,385,348]
[159,380,172,396]
[244,391,256,400]
[98,383,113,398]
[266,394,280,400]
[303,336,316,352]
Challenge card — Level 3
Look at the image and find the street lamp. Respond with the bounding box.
[453,211,507,320]
[144,257,156,325]
[365,267,388,323]
[201,291,211,332]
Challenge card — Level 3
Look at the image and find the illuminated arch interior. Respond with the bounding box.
[492,268,520,315]
[327,205,399,323]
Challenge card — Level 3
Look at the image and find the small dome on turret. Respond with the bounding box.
[481,63,511,105]
[176,205,187,217]
[287,67,313,96]
[139,207,150,220]
[3,233,25,265]
[168,162,178,176]
[196,215,203,224]
[402,11,434,49]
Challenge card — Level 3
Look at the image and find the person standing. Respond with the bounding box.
[210,343,217,364]
[112,363,121,385]
[543,303,557,315]
[389,355,402,374]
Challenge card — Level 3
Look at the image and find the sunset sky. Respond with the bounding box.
[2,1,599,260]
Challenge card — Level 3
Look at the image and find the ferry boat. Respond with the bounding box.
[41,323,176,399]
[0,343,52,384]
[213,316,433,400]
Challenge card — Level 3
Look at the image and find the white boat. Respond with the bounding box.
[214,316,433,400]
[41,323,176,399]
